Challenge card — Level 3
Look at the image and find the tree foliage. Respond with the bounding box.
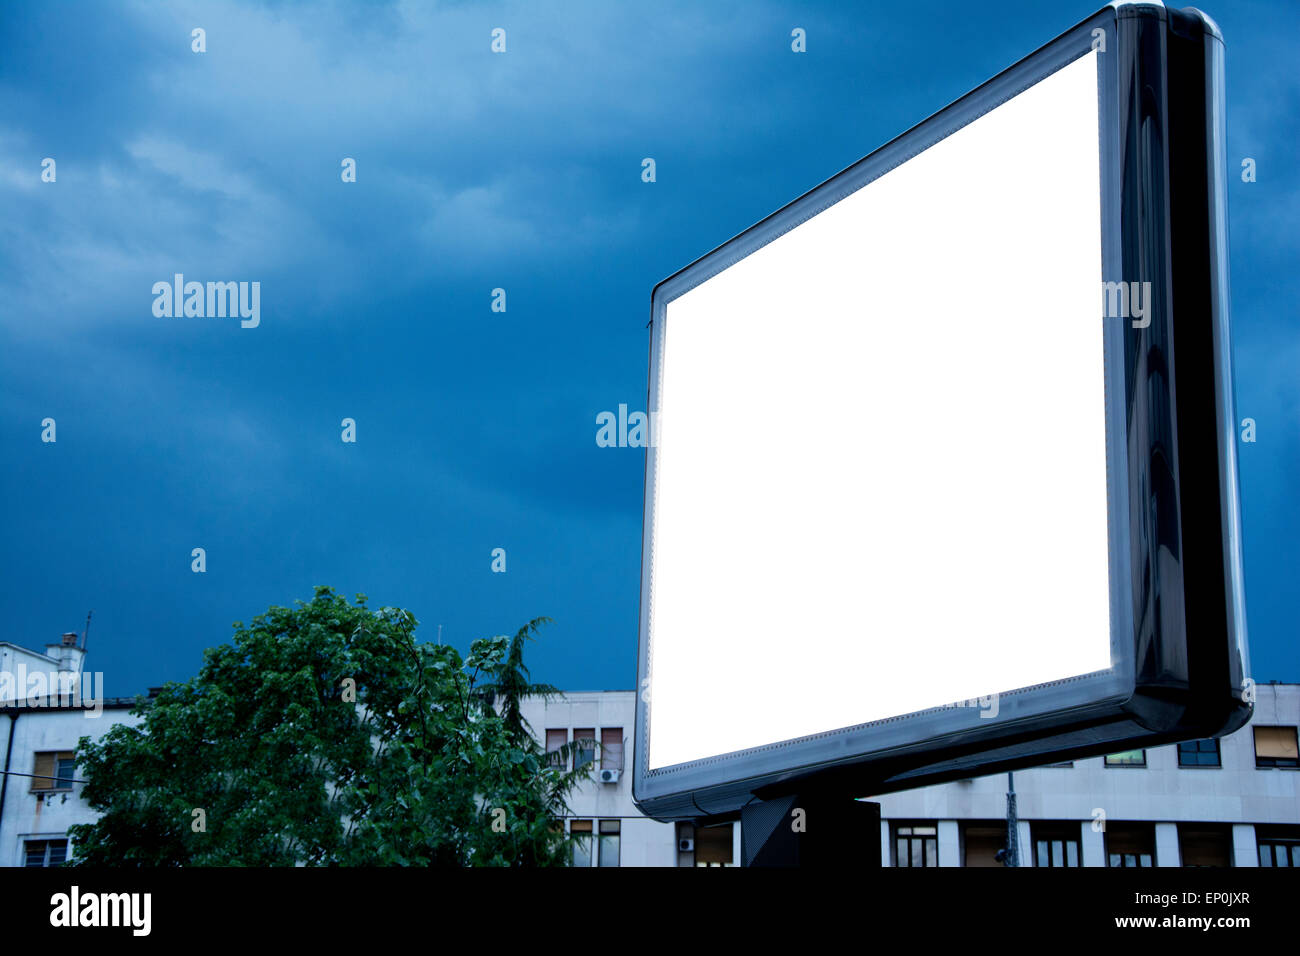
[68,587,589,866]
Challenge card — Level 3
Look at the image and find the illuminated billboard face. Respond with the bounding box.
[635,4,1251,821]
[649,50,1108,772]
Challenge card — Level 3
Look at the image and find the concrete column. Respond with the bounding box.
[1017,821,1034,866]
[731,819,742,867]
[880,820,892,866]
[938,820,960,867]
[1155,823,1180,867]
[1232,824,1258,867]
[1082,821,1106,867]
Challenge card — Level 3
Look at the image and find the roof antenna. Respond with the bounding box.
[81,610,93,651]
[437,624,443,645]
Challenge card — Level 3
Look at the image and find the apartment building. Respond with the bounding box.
[526,683,1299,867]
[4,629,1295,868]
[0,635,142,867]
[874,681,1299,867]
[519,691,740,866]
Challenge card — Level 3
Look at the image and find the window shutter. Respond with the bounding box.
[1255,726,1299,759]
[600,728,624,770]
[545,729,567,768]
[31,752,54,791]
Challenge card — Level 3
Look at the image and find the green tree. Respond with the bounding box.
[68,587,590,866]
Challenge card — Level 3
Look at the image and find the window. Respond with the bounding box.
[1258,842,1299,867]
[24,839,68,867]
[962,823,1009,867]
[574,728,596,771]
[545,729,567,769]
[1032,824,1081,867]
[1179,825,1232,867]
[1178,739,1221,767]
[1256,827,1300,867]
[895,824,939,867]
[694,823,733,867]
[598,820,620,867]
[1253,726,1299,769]
[600,728,624,771]
[1104,749,1146,767]
[31,752,76,791]
[570,820,592,867]
[1106,823,1155,867]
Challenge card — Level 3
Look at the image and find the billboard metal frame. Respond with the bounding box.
[634,2,1250,821]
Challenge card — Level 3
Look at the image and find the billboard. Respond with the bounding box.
[634,2,1251,821]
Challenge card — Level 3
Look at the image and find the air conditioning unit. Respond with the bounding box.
[679,838,695,852]
[599,768,621,784]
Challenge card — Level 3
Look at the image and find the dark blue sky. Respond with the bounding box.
[1,0,1295,697]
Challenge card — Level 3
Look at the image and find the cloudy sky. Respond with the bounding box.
[1,0,1295,697]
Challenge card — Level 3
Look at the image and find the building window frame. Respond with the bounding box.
[545,729,567,770]
[573,728,596,771]
[1177,738,1221,768]
[1031,824,1082,868]
[600,727,624,772]
[1253,726,1299,769]
[1105,823,1155,868]
[1103,749,1147,768]
[598,820,620,867]
[30,751,76,792]
[1255,826,1300,868]
[23,838,69,867]
[1178,824,1233,868]
[1257,837,1300,868]
[894,822,940,867]
[570,819,593,868]
[693,822,734,867]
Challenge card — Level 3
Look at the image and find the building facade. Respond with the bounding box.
[519,691,741,866]
[875,682,1299,867]
[528,683,1299,867]
[0,636,142,867]
[4,631,1295,868]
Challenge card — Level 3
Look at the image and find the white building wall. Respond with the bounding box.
[1232,824,1258,868]
[520,690,684,866]
[1,642,80,705]
[876,684,1299,867]
[526,685,1297,867]
[938,819,960,867]
[1017,821,1034,866]
[1155,822,1180,866]
[0,704,143,865]
[1081,820,1105,867]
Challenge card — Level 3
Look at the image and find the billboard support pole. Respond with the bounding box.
[1006,771,1020,867]
[740,792,881,867]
